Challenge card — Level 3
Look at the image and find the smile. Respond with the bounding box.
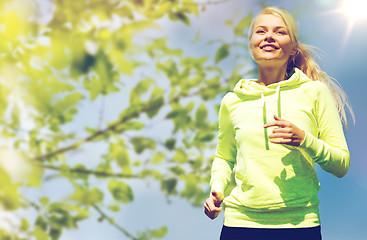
[260,44,279,50]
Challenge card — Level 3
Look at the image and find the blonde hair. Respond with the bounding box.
[248,6,355,127]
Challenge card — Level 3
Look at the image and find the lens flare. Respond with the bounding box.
[342,0,367,23]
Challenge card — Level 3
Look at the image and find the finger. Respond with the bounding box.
[269,138,293,144]
[207,198,217,212]
[269,133,293,139]
[204,201,209,211]
[273,115,285,121]
[272,127,292,133]
[264,121,289,128]
[211,189,218,198]
[205,207,221,220]
[204,201,222,219]
[204,207,214,219]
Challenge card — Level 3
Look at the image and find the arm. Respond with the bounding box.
[210,95,237,193]
[298,82,350,178]
[205,95,237,219]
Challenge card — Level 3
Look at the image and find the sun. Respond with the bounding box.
[341,0,367,23]
[328,0,367,47]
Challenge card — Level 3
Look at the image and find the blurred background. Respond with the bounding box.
[0,0,365,239]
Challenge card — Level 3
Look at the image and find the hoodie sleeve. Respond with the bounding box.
[298,82,350,178]
[210,94,237,193]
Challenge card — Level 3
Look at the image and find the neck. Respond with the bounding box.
[257,64,287,86]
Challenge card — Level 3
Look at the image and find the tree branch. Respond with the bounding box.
[92,204,138,240]
[33,105,141,161]
[40,164,140,179]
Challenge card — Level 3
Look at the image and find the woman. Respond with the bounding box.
[204,6,353,240]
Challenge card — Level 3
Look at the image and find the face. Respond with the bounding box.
[250,14,296,67]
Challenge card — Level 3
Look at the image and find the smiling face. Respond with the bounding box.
[250,14,296,68]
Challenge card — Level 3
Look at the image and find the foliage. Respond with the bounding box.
[0,0,256,239]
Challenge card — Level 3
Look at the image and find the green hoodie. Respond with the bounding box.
[210,68,350,228]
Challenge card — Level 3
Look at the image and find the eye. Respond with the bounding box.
[256,30,266,34]
[277,30,287,35]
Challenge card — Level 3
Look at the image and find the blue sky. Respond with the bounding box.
[55,0,367,239]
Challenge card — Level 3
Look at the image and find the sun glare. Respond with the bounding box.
[342,0,367,22]
[328,0,367,48]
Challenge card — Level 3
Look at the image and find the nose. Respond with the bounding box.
[265,31,275,42]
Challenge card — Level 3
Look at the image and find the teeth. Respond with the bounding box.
[263,45,276,50]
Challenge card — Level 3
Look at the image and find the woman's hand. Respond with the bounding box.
[204,190,224,220]
[264,115,305,147]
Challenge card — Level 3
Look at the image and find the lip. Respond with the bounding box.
[260,44,279,50]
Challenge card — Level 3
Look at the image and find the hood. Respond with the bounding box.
[234,68,312,99]
[233,68,312,151]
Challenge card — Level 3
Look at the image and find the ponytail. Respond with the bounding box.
[288,43,355,128]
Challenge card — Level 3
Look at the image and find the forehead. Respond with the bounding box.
[253,14,287,29]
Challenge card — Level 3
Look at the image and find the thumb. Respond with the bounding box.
[273,115,283,121]
[211,190,224,207]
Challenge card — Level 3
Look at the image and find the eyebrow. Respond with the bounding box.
[255,26,287,30]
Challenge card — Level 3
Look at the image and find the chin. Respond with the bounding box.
[255,58,288,67]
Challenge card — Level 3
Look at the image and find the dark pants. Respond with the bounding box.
[220,225,322,240]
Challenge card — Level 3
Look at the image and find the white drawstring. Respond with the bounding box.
[275,83,281,118]
[261,92,269,150]
[262,84,281,150]
[275,83,280,103]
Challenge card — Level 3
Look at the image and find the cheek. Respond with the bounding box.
[279,39,294,52]
[250,35,262,47]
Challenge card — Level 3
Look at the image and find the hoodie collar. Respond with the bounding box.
[233,68,311,99]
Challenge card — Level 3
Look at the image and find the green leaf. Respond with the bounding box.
[234,13,253,36]
[20,218,30,231]
[34,226,49,240]
[0,168,20,210]
[170,166,185,175]
[195,104,208,127]
[151,226,168,238]
[215,43,230,63]
[110,143,130,169]
[49,228,62,240]
[54,93,83,113]
[164,138,176,150]
[195,130,215,142]
[130,79,153,105]
[120,121,145,131]
[115,5,134,20]
[39,197,50,206]
[147,1,173,19]
[93,51,116,88]
[131,137,156,154]
[108,204,121,212]
[71,53,95,75]
[147,87,165,118]
[169,11,190,25]
[48,203,74,228]
[108,180,134,203]
[71,164,89,181]
[185,101,194,113]
[139,169,163,180]
[70,187,104,205]
[35,216,48,231]
[161,178,177,195]
[180,175,198,199]
[225,19,233,26]
[84,75,103,100]
[172,148,187,163]
[151,152,165,164]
